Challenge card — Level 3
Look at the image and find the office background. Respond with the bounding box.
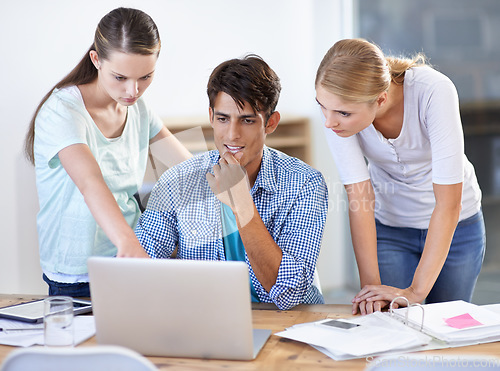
[1,0,499,304]
[0,0,352,295]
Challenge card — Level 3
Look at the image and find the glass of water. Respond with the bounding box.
[43,296,74,347]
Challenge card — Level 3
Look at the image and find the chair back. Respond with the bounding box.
[313,267,323,294]
[0,345,158,371]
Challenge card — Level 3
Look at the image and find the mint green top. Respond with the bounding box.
[221,203,259,302]
[34,86,163,278]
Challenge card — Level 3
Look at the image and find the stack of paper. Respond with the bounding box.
[275,311,431,361]
[0,316,96,347]
[276,301,500,361]
[391,300,500,346]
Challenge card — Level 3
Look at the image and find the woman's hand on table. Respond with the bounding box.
[352,285,424,315]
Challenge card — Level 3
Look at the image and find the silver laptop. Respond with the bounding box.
[87,257,271,360]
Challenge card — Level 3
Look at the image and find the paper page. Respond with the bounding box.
[0,316,95,347]
[483,303,500,315]
[275,312,430,358]
[392,300,500,342]
[311,343,430,362]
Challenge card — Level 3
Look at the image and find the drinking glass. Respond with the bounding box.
[43,296,74,347]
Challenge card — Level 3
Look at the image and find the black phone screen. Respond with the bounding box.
[322,319,360,329]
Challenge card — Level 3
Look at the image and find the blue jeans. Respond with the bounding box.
[42,274,91,298]
[376,210,486,303]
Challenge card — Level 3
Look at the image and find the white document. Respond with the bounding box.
[483,303,500,315]
[0,316,96,347]
[276,302,500,361]
[391,300,500,344]
[275,312,431,360]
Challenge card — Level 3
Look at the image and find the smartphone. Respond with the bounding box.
[321,319,360,330]
[0,299,92,323]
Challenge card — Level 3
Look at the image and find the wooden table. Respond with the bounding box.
[1,295,500,370]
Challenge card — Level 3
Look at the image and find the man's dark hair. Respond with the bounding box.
[207,55,281,121]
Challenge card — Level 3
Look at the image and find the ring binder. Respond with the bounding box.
[276,299,500,361]
[389,296,425,331]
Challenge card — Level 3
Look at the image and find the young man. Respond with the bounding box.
[135,56,328,310]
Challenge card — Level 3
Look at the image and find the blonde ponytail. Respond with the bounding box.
[386,53,428,85]
[316,38,428,103]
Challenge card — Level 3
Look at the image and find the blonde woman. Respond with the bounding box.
[315,38,484,314]
[25,8,191,297]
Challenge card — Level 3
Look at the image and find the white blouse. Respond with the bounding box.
[325,66,482,228]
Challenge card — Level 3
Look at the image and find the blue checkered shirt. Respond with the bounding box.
[135,146,328,310]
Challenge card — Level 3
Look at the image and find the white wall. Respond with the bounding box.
[0,0,353,296]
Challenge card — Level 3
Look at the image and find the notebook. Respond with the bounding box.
[87,257,271,360]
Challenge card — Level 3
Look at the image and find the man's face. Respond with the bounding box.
[209,92,276,183]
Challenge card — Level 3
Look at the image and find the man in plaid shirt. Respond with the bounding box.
[136,55,328,310]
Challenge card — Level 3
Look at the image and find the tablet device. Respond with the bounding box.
[0,298,92,323]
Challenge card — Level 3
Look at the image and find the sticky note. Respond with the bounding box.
[444,313,483,329]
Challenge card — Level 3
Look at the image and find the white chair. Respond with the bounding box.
[0,345,158,371]
[313,267,323,294]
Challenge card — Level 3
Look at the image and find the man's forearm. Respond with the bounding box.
[235,202,283,292]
